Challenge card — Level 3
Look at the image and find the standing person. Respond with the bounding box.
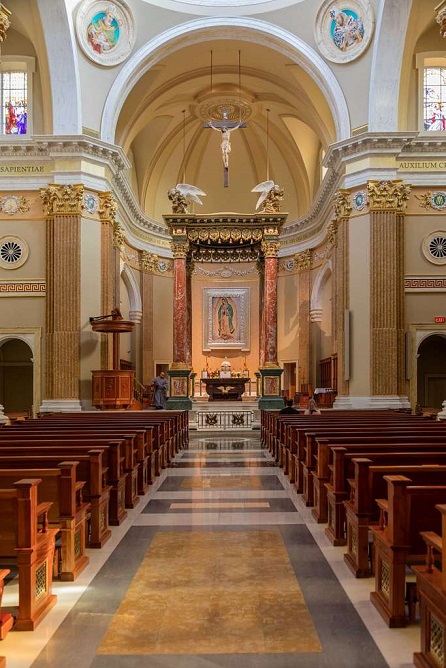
[306,393,321,415]
[153,371,168,409]
[279,399,299,414]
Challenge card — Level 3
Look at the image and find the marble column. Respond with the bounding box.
[40,184,84,412]
[368,180,411,404]
[258,240,283,409]
[186,260,194,368]
[262,241,280,365]
[258,259,265,367]
[167,240,192,410]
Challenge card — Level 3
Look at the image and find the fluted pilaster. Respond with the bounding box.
[41,184,83,400]
[333,190,351,396]
[368,180,410,396]
[99,192,117,369]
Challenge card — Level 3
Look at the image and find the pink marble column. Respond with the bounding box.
[172,243,189,367]
[262,241,280,365]
[258,261,265,367]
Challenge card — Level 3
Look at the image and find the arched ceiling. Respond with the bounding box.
[115,39,336,223]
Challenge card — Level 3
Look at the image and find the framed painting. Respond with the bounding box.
[263,375,280,396]
[314,0,375,64]
[76,0,136,67]
[203,288,250,351]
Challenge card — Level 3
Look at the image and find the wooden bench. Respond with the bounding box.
[324,446,446,546]
[0,479,58,630]
[0,438,128,526]
[0,463,90,581]
[412,504,446,668]
[0,569,13,640]
[0,451,111,548]
[344,460,446,578]
[370,475,446,627]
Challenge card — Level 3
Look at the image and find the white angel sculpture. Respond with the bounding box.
[251,180,284,213]
[167,183,206,214]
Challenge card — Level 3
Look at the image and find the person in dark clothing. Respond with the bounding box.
[279,399,299,414]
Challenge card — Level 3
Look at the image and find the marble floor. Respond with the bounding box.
[2,433,419,667]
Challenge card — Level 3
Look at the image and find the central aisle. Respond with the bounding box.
[6,433,419,667]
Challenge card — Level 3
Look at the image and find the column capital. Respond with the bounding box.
[98,192,118,223]
[112,222,125,250]
[140,250,158,273]
[0,5,11,43]
[333,189,352,222]
[367,179,412,212]
[436,2,446,37]
[171,240,189,258]
[40,184,84,216]
[261,240,280,257]
[294,249,312,271]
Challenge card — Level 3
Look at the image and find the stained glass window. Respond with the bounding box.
[424,67,446,131]
[1,71,27,135]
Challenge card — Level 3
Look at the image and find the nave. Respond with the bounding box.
[4,433,418,668]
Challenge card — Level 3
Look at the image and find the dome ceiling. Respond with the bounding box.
[116,39,336,226]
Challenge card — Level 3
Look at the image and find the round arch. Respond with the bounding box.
[121,263,142,323]
[0,328,41,418]
[101,17,350,145]
[310,259,332,315]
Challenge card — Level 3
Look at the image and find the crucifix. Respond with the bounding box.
[205,110,247,187]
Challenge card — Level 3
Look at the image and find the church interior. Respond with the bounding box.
[2,0,446,666]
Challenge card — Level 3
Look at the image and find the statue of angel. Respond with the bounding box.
[251,180,284,213]
[167,183,206,214]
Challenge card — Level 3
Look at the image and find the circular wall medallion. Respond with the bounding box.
[422,231,446,265]
[0,235,29,269]
[314,0,375,64]
[431,191,446,210]
[84,193,99,214]
[76,0,136,67]
[352,190,367,211]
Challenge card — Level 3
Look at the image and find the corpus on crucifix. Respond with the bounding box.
[205,110,246,187]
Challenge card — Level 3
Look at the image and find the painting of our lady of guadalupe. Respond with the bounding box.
[203,288,250,351]
[215,297,237,341]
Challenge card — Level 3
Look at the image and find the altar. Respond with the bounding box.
[201,377,250,401]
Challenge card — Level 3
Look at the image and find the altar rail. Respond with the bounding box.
[196,410,254,430]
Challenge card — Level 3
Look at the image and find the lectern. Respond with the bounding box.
[90,309,135,410]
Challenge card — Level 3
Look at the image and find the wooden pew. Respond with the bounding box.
[325,446,446,546]
[412,504,446,668]
[370,475,446,627]
[0,568,14,640]
[344,460,446,577]
[0,463,89,581]
[0,479,57,630]
[0,451,111,548]
[0,438,128,526]
[1,427,140,509]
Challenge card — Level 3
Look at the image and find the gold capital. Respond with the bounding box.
[40,184,84,216]
[367,180,412,212]
[0,5,11,42]
[99,192,118,222]
[333,189,352,222]
[327,221,338,247]
[113,222,125,250]
[171,241,189,258]
[294,249,312,271]
[261,240,280,257]
[140,250,158,273]
[436,3,446,37]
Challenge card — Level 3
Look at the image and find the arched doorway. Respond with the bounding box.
[0,338,33,415]
[417,334,446,410]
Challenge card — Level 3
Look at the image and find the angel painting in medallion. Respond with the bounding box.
[330,7,364,52]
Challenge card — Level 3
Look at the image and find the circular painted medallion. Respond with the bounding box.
[431,191,446,210]
[352,190,367,211]
[84,193,99,214]
[76,0,136,67]
[314,0,375,64]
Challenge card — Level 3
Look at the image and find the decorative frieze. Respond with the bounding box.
[415,191,446,210]
[0,279,45,296]
[40,184,84,216]
[405,276,446,291]
[367,180,412,212]
[0,194,30,215]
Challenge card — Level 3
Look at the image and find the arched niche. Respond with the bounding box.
[409,324,446,412]
[0,328,41,417]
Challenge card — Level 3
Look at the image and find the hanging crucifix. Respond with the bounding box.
[205,111,246,187]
